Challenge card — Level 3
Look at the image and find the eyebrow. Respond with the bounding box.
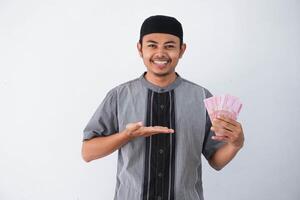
[145,40,177,44]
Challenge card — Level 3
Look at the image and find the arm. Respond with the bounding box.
[208,143,242,171]
[82,129,132,162]
[82,122,174,162]
[208,115,244,170]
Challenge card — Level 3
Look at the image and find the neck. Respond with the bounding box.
[144,72,177,88]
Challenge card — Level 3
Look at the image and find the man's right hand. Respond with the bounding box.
[124,121,174,139]
[82,121,174,162]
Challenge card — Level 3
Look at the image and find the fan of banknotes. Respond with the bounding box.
[203,94,243,121]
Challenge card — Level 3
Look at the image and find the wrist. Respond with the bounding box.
[227,142,243,151]
[121,129,135,141]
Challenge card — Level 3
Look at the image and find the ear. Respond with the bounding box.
[179,43,186,59]
[137,42,143,57]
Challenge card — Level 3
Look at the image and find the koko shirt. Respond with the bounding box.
[83,73,224,200]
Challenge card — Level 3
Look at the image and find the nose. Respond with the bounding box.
[155,46,167,57]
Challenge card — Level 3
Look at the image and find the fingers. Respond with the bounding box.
[125,122,143,137]
[213,120,236,132]
[212,115,241,134]
[211,126,234,138]
[151,126,174,134]
[212,135,229,142]
[125,122,174,138]
[211,115,244,148]
[126,121,143,132]
[139,126,174,137]
[216,115,240,127]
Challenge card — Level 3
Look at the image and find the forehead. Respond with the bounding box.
[142,33,180,44]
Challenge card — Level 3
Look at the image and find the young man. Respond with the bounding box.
[82,15,244,200]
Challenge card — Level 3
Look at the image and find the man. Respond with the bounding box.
[82,15,244,200]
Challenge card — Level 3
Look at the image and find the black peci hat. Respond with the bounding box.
[140,15,183,44]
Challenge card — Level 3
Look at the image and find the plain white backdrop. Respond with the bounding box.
[1,0,300,199]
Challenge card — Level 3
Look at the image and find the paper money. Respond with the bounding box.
[203,94,242,121]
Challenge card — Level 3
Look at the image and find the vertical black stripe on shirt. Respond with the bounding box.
[152,92,170,200]
[143,90,153,200]
[169,90,176,200]
[142,90,176,200]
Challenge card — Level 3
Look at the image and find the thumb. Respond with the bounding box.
[126,121,143,132]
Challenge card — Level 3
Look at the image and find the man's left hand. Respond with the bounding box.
[211,115,244,149]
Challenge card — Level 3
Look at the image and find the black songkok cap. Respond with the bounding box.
[140,15,183,44]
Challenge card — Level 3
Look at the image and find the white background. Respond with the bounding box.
[1,0,300,199]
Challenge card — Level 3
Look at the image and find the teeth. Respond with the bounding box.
[153,60,168,64]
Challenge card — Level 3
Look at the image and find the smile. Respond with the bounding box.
[151,59,170,68]
[153,60,168,64]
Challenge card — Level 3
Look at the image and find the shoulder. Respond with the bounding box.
[116,77,141,89]
[106,76,142,96]
[180,77,213,98]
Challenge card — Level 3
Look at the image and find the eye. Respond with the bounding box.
[165,44,175,49]
[147,44,156,48]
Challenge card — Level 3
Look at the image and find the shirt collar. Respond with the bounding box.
[140,72,182,93]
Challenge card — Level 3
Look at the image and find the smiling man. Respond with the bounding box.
[82,15,244,200]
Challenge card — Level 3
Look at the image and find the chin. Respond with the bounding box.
[153,73,169,77]
[152,70,174,77]
[146,66,176,77]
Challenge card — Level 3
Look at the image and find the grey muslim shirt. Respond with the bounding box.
[83,73,224,200]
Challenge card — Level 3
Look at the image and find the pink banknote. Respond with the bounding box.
[203,94,242,121]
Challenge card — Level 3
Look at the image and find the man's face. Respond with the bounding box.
[137,33,186,77]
